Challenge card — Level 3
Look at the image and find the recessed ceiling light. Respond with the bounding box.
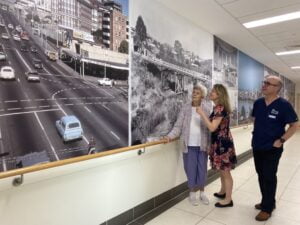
[276,50,300,56]
[243,11,300,28]
[291,66,300,69]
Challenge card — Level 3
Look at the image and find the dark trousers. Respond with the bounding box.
[253,147,283,213]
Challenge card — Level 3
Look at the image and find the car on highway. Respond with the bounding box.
[56,115,83,142]
[0,51,6,61]
[30,46,37,53]
[45,50,57,61]
[8,24,13,29]
[0,21,5,27]
[16,25,22,32]
[13,34,20,41]
[20,43,29,52]
[25,70,40,82]
[33,58,43,69]
[0,66,15,80]
[1,33,9,39]
[98,77,113,87]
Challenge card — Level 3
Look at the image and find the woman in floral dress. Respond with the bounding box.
[196,84,237,208]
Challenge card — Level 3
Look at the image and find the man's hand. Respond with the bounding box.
[273,139,283,148]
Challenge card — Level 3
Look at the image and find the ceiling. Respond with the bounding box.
[156,0,300,83]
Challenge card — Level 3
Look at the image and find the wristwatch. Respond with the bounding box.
[279,137,286,144]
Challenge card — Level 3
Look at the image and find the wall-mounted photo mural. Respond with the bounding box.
[130,0,213,144]
[238,51,264,125]
[283,77,296,107]
[0,0,129,172]
[213,37,238,126]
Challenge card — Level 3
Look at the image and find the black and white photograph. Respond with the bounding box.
[283,76,296,107]
[0,0,129,172]
[238,51,264,125]
[130,0,213,144]
[213,36,238,126]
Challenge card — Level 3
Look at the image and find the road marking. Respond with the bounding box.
[102,105,111,111]
[34,112,59,161]
[24,106,37,109]
[43,67,51,75]
[35,99,45,101]
[0,128,1,139]
[39,105,50,108]
[8,61,11,65]
[65,103,74,106]
[21,99,31,102]
[0,108,60,117]
[17,78,20,82]
[7,107,21,111]
[4,100,18,103]
[111,131,120,140]
[84,106,91,113]
[100,88,114,98]
[51,65,64,75]
[15,49,31,70]
[55,103,68,116]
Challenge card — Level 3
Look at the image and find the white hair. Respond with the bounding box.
[194,82,207,97]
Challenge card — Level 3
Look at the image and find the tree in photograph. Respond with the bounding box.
[33,15,40,23]
[118,40,128,54]
[135,16,147,50]
[91,28,102,43]
[241,105,246,121]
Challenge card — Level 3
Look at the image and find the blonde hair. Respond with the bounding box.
[213,84,231,113]
[193,82,207,97]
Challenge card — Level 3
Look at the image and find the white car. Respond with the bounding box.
[0,66,15,80]
[13,34,20,41]
[25,70,40,82]
[1,33,9,39]
[8,24,13,29]
[98,78,113,86]
[0,52,6,61]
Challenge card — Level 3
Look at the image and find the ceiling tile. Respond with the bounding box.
[222,0,300,18]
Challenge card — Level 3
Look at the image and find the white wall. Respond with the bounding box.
[295,83,300,117]
[0,127,252,225]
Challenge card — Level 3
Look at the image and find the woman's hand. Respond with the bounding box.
[161,136,171,143]
[196,106,204,116]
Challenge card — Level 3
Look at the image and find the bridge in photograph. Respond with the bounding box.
[135,52,210,81]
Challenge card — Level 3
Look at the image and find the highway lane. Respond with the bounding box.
[0,11,129,167]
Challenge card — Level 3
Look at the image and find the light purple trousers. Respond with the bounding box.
[183,146,208,189]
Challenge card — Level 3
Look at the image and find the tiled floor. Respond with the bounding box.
[145,131,300,225]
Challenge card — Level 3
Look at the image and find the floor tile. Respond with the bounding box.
[145,208,202,225]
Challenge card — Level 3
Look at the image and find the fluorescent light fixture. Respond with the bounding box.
[243,11,300,28]
[291,66,300,69]
[276,50,300,56]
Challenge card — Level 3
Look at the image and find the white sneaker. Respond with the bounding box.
[188,192,199,206]
[200,192,209,205]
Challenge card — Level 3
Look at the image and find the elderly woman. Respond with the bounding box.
[163,82,211,206]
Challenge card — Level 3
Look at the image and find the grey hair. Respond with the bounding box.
[193,82,207,97]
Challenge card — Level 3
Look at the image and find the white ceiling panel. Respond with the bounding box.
[156,0,300,82]
[238,4,300,23]
[222,0,300,18]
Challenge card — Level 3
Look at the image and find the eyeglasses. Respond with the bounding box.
[262,81,279,87]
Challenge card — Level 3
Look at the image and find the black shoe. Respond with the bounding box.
[214,192,226,199]
[215,200,233,208]
[255,203,276,210]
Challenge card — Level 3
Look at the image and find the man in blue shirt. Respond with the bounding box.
[252,75,298,221]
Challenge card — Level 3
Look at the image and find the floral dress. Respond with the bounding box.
[209,105,237,170]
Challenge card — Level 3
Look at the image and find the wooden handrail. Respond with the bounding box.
[0,139,168,180]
